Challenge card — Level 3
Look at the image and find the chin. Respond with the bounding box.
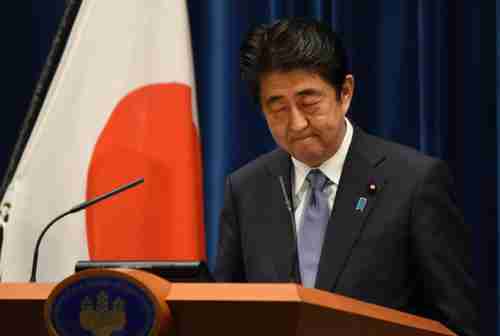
[292,150,325,167]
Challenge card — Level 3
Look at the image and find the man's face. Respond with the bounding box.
[259,70,354,167]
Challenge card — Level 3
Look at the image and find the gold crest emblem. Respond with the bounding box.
[80,291,126,336]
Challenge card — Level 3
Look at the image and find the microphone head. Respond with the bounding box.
[278,176,292,211]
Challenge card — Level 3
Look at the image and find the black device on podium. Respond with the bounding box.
[75,260,213,282]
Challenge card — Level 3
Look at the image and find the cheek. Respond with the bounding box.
[309,115,341,140]
[308,114,331,133]
[266,120,287,141]
[315,106,344,126]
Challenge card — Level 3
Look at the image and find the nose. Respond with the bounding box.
[288,104,308,132]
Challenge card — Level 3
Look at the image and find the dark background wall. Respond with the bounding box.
[0,1,491,334]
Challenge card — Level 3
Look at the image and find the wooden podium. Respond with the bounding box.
[0,276,456,335]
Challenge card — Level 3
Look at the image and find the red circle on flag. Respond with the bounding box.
[86,83,205,261]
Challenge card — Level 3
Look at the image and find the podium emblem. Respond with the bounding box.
[80,291,126,336]
[45,269,171,336]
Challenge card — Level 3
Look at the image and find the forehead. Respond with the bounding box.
[259,70,335,100]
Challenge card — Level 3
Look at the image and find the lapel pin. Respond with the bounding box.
[355,197,367,212]
[367,181,377,195]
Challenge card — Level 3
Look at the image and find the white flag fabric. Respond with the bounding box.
[0,0,205,282]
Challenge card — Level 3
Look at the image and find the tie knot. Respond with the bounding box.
[306,169,330,192]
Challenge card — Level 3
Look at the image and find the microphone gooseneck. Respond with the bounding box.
[69,177,144,213]
[278,176,301,284]
[29,177,144,282]
[30,211,72,282]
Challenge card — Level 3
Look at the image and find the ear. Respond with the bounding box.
[340,74,354,104]
[341,74,355,112]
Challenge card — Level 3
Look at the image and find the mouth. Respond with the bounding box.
[292,135,315,142]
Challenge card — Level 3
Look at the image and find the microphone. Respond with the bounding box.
[29,177,144,282]
[278,176,301,284]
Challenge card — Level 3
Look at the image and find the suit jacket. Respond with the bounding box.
[215,126,477,336]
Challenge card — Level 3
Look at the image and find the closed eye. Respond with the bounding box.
[298,91,322,108]
[301,100,320,111]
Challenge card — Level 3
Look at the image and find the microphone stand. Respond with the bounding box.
[29,177,144,282]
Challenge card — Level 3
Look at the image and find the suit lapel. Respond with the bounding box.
[315,127,386,290]
[264,150,298,282]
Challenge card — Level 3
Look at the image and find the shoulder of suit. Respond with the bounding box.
[227,128,447,186]
[228,148,285,185]
[355,127,445,175]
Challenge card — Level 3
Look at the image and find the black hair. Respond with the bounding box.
[240,18,348,102]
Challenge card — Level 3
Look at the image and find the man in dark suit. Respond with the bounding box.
[214,18,477,336]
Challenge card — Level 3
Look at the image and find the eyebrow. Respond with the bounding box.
[265,95,284,106]
[296,88,321,97]
[265,88,321,105]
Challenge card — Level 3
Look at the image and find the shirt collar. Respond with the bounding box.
[292,118,353,196]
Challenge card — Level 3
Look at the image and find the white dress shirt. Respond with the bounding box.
[291,118,353,232]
